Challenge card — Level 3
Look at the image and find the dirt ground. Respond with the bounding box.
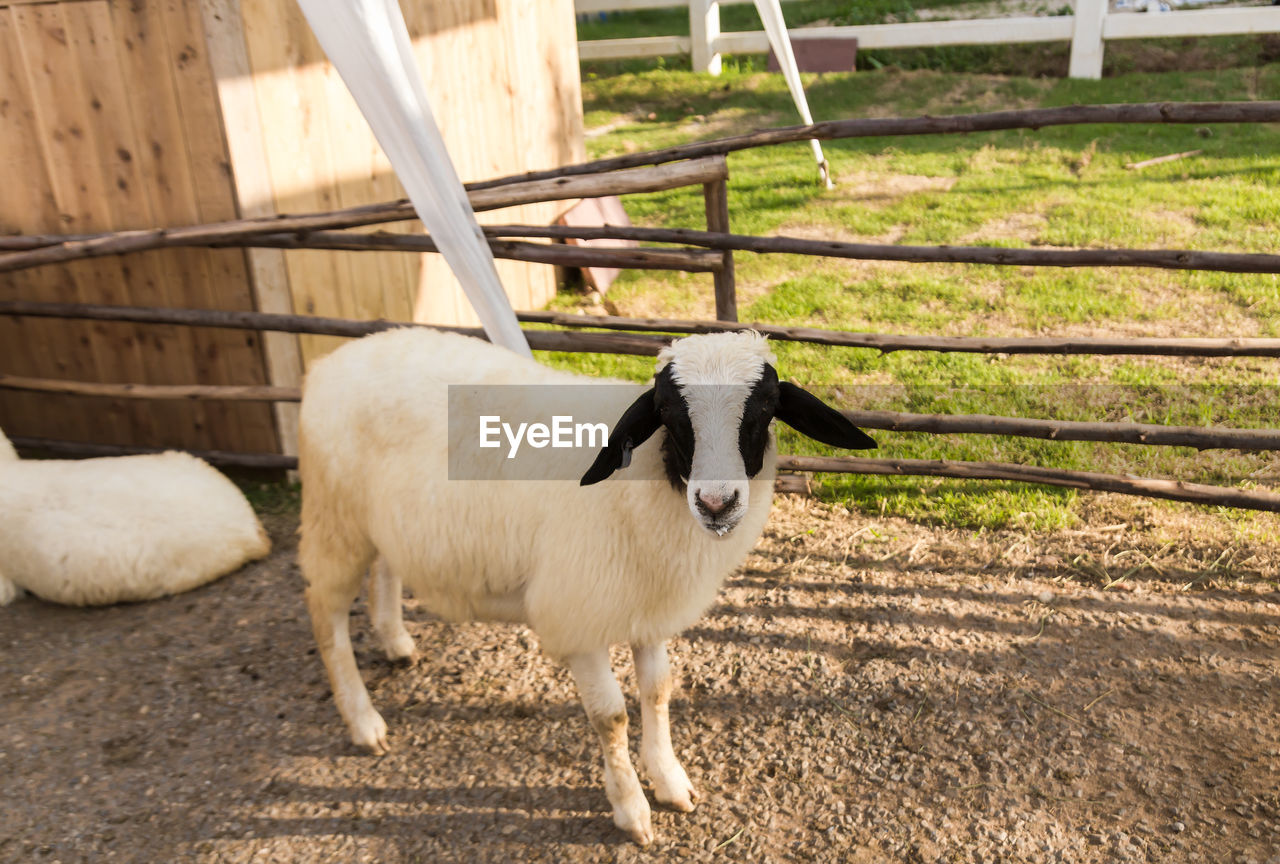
[3,495,1279,863]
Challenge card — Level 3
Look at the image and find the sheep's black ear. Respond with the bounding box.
[580,387,662,485]
[776,381,876,450]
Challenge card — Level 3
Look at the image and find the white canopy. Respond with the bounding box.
[295,0,532,358]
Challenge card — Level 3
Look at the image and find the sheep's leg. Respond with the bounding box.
[0,572,20,606]
[307,581,389,755]
[632,642,697,812]
[301,515,387,755]
[368,558,415,661]
[566,650,654,846]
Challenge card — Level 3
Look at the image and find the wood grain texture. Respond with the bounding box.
[0,373,300,402]
[0,0,277,454]
[236,0,586,363]
[198,0,301,454]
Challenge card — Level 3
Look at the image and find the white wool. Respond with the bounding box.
[657,328,776,383]
[0,442,271,606]
[0,429,17,462]
[299,327,776,657]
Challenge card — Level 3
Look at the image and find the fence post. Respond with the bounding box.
[1068,0,1107,79]
[703,178,737,321]
[690,0,722,75]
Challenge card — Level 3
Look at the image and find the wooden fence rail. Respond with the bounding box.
[4,369,1275,453]
[514,310,1280,358]
[13,300,1280,363]
[574,0,1280,80]
[464,101,1280,189]
[775,456,1280,513]
[5,103,1279,283]
[229,233,723,274]
[489,224,1280,275]
[12,435,1280,513]
[0,156,729,273]
[0,375,297,403]
[8,437,298,471]
[6,101,1280,514]
[0,300,669,356]
[9,218,1280,280]
[840,410,1280,452]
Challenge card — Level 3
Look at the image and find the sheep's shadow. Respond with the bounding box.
[225,812,616,848]
[219,781,625,848]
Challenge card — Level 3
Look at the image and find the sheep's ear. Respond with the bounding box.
[580,387,662,485]
[775,381,876,450]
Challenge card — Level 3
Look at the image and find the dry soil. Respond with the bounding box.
[2,496,1279,863]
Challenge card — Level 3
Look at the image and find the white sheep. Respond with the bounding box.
[298,327,874,844]
[0,430,271,606]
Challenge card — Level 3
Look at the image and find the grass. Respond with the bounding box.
[541,61,1280,531]
[236,476,301,517]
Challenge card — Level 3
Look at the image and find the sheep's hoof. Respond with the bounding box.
[350,708,390,755]
[378,628,417,663]
[649,761,698,812]
[658,785,697,813]
[614,802,655,846]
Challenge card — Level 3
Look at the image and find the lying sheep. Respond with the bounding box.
[298,328,874,844]
[0,430,271,606]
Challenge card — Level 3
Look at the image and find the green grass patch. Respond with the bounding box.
[545,61,1280,530]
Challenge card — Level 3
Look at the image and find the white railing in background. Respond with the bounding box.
[574,0,1280,79]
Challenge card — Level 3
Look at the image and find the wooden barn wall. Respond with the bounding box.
[0,0,278,453]
[235,0,586,366]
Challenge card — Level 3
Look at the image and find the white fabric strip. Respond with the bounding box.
[294,0,533,357]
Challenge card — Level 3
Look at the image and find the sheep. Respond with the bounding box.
[0,429,271,606]
[298,327,874,845]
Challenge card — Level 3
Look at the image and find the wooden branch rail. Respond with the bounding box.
[8,299,1280,369]
[515,309,1280,358]
[222,232,722,273]
[6,366,1275,453]
[465,101,1280,190]
[0,374,299,402]
[8,437,298,471]
[9,217,1280,278]
[842,409,1280,452]
[777,455,1280,513]
[488,224,1280,275]
[0,156,728,272]
[5,102,1279,275]
[0,300,670,356]
[12,436,1280,514]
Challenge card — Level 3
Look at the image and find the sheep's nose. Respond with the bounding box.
[697,490,737,516]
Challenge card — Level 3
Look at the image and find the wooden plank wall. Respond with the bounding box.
[0,0,278,453]
[236,0,586,367]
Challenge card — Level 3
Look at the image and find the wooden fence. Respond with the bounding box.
[574,0,1280,79]
[3,100,1280,513]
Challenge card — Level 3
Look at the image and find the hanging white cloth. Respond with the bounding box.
[752,0,833,189]
[294,0,533,358]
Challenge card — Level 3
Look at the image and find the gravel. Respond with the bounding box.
[2,495,1279,862]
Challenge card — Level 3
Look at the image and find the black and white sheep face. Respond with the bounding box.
[657,362,775,535]
[580,332,876,537]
